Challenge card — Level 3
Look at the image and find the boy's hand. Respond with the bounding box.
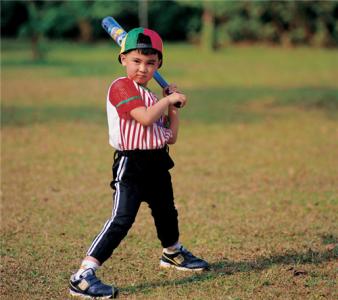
[163,84,186,108]
[166,92,187,108]
[163,84,178,97]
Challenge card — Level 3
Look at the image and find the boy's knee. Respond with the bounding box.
[111,214,136,231]
[152,205,177,220]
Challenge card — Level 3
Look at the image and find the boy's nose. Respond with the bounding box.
[139,64,147,73]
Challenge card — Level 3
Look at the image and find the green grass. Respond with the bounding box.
[1,39,338,299]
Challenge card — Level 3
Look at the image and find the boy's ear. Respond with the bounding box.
[120,54,127,66]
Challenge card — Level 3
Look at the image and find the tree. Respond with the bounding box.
[63,0,96,43]
[15,1,75,60]
[176,0,216,51]
[201,1,216,51]
[177,1,233,51]
[139,0,148,28]
[18,1,58,60]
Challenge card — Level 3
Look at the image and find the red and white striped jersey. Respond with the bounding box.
[107,77,172,150]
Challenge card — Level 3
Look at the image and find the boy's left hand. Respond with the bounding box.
[163,84,178,97]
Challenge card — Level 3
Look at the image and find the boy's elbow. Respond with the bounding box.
[131,107,154,126]
[138,117,153,126]
[134,112,153,126]
[168,136,177,144]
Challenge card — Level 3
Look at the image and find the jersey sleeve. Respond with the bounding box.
[108,78,145,119]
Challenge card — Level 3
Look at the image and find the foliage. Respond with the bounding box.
[148,1,202,41]
[0,0,337,48]
[17,1,55,60]
[214,1,338,47]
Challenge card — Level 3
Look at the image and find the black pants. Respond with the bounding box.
[87,147,180,264]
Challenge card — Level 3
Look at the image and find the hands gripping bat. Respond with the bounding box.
[102,16,181,108]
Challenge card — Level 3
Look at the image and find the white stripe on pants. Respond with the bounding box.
[86,156,127,256]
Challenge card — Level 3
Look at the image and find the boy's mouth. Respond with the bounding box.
[135,75,147,81]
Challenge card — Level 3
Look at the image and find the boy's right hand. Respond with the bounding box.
[166,92,187,108]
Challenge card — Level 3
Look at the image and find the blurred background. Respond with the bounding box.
[1,0,337,60]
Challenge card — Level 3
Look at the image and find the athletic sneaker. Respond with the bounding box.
[160,246,209,271]
[69,268,118,299]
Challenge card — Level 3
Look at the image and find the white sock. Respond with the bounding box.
[163,242,181,254]
[74,259,100,280]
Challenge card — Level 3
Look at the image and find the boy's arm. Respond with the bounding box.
[130,92,186,126]
[167,106,179,144]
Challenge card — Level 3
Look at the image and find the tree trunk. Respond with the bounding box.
[201,4,216,51]
[31,34,44,61]
[78,19,93,42]
[139,0,148,28]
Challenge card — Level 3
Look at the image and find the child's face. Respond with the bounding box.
[120,50,161,86]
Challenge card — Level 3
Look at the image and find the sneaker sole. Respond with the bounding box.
[69,289,116,299]
[160,260,206,272]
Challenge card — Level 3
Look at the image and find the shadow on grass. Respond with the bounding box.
[182,86,338,124]
[1,104,106,127]
[121,243,337,295]
[2,86,337,127]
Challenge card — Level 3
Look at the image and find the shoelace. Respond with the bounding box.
[180,246,196,259]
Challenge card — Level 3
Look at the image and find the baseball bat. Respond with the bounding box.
[102,16,181,108]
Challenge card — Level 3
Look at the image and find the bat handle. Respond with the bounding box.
[165,89,182,109]
[153,72,181,108]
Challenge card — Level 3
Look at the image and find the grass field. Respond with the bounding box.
[1,39,338,299]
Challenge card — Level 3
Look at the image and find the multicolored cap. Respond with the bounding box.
[119,27,163,67]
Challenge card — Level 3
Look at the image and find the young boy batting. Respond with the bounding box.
[69,27,209,299]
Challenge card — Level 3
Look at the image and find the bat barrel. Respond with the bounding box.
[102,17,127,46]
[102,17,121,33]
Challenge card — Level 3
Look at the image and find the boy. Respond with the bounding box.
[69,27,209,299]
